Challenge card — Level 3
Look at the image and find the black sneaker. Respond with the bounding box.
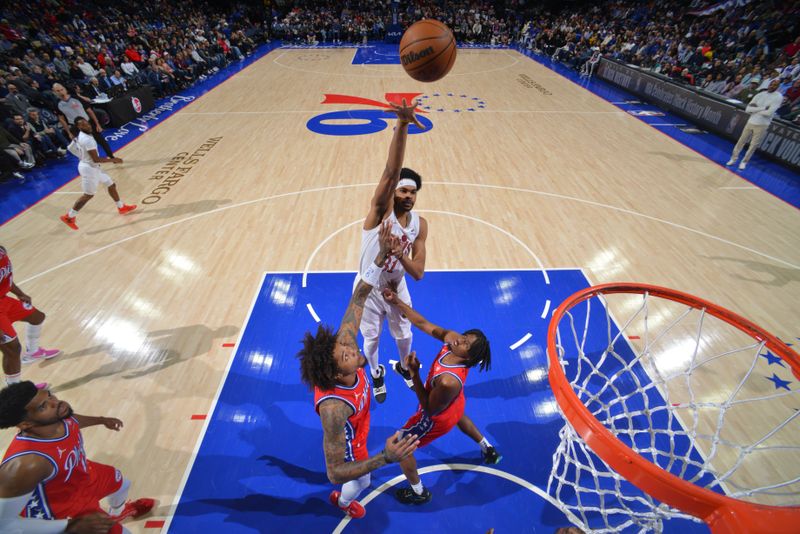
[372,364,386,403]
[393,360,414,389]
[395,486,432,505]
[482,446,503,465]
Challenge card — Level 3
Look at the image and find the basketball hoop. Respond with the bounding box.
[546,283,800,533]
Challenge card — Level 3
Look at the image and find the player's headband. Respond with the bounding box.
[397,178,417,190]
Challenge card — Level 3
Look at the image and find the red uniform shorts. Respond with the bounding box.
[0,296,35,344]
[57,461,124,521]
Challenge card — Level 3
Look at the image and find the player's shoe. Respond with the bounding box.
[372,364,387,404]
[60,214,78,230]
[482,446,503,465]
[329,490,365,519]
[738,161,747,170]
[109,498,155,522]
[21,348,61,364]
[35,383,49,390]
[725,159,735,166]
[118,204,137,215]
[395,486,432,505]
[393,360,414,389]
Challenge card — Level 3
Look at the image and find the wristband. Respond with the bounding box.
[361,262,382,288]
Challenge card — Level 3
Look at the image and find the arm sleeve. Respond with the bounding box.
[0,493,69,533]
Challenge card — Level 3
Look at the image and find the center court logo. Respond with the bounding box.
[306,93,433,136]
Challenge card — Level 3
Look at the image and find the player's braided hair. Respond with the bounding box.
[464,329,491,372]
[400,167,422,190]
[0,381,38,428]
[297,325,339,391]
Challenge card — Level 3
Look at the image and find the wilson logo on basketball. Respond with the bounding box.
[401,46,434,66]
[131,97,142,113]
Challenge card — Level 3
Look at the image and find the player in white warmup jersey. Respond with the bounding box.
[60,116,136,231]
[358,100,428,404]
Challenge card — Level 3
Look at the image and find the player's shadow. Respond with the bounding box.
[647,150,709,163]
[465,370,551,400]
[177,493,341,519]
[704,255,800,287]
[85,198,233,235]
[46,324,238,392]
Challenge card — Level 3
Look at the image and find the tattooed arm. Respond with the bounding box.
[336,221,397,349]
[319,399,418,484]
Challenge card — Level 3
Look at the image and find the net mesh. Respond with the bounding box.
[546,289,800,533]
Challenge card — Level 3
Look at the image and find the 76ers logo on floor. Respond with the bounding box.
[307,93,432,136]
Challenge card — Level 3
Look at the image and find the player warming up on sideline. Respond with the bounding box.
[60,117,136,231]
[0,246,60,386]
[298,221,419,519]
[358,97,428,404]
[0,382,154,533]
[383,287,501,505]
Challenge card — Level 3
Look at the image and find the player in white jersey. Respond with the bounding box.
[357,101,429,403]
[59,117,136,231]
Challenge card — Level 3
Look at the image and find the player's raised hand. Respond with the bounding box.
[389,98,424,130]
[382,287,399,305]
[384,431,419,463]
[404,351,421,377]
[378,219,394,259]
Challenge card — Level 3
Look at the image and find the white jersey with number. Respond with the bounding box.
[71,131,100,168]
[359,210,420,287]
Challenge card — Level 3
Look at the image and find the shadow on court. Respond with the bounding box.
[85,198,233,235]
[45,323,239,392]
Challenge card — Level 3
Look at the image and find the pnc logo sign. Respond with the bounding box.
[306,93,432,136]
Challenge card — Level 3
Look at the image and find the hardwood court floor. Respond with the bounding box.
[0,47,798,530]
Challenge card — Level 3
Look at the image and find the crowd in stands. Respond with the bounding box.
[1,0,798,182]
[520,0,800,123]
[0,0,267,181]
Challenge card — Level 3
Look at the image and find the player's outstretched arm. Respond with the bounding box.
[319,399,418,484]
[382,289,451,342]
[73,414,123,430]
[363,98,421,230]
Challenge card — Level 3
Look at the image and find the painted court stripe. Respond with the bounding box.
[510,332,532,350]
[190,414,207,420]
[306,302,321,323]
[540,299,551,319]
[628,335,641,340]
[222,342,235,347]
[144,520,165,528]
[162,273,265,533]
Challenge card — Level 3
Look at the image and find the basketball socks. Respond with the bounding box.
[115,200,124,209]
[107,477,132,515]
[339,474,370,506]
[68,208,79,218]
[410,481,425,495]
[363,338,381,378]
[25,323,42,354]
[395,336,412,370]
[5,373,21,385]
[479,437,492,452]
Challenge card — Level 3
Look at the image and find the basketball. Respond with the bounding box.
[399,19,457,82]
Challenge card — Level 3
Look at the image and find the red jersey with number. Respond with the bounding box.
[402,344,469,447]
[314,367,371,462]
[0,247,12,297]
[0,416,121,520]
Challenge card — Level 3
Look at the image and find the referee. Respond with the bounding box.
[51,83,119,161]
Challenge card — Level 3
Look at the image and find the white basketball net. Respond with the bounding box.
[546,289,800,533]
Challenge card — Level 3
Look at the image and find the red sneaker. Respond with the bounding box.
[60,214,78,230]
[329,490,365,519]
[118,204,137,215]
[109,498,155,522]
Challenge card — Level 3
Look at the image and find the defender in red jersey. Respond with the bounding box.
[383,288,501,505]
[0,246,61,387]
[298,216,419,520]
[0,382,154,533]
